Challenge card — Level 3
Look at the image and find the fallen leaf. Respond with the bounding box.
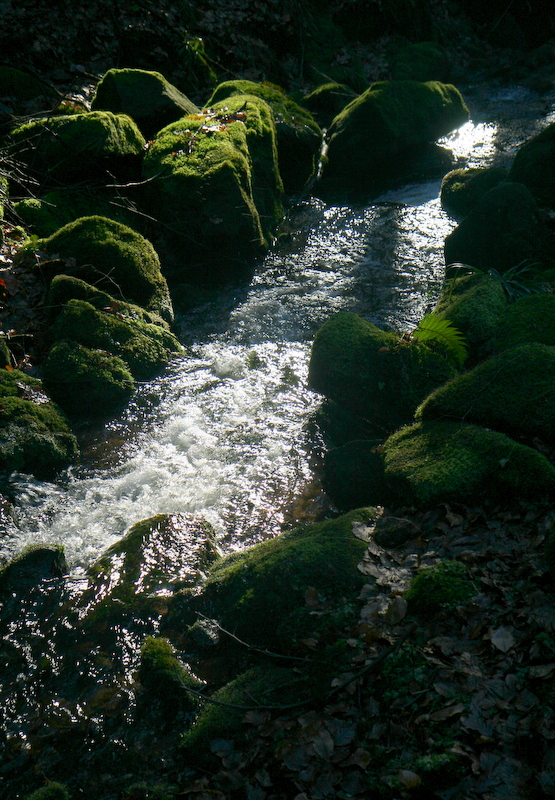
[398,769,421,789]
[491,627,516,653]
[385,595,407,625]
[529,664,555,679]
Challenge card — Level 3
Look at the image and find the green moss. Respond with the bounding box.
[46,274,170,329]
[10,111,145,184]
[319,80,469,197]
[92,68,199,139]
[390,42,450,82]
[138,636,201,711]
[181,507,376,649]
[405,561,475,614]
[301,82,357,128]
[444,182,555,275]
[494,293,555,352]
[31,216,173,321]
[509,121,555,207]
[0,335,10,368]
[42,340,135,418]
[440,166,508,218]
[308,311,457,436]
[417,343,555,443]
[14,188,141,238]
[207,80,322,193]
[48,299,181,381]
[433,273,508,364]
[383,420,555,507]
[142,95,283,273]
[24,782,71,800]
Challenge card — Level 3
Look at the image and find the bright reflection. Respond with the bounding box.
[439,120,498,167]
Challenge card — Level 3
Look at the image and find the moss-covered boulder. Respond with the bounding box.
[31,216,173,321]
[14,188,140,238]
[308,312,457,436]
[383,420,555,507]
[0,369,78,478]
[142,95,283,276]
[444,182,554,275]
[48,299,181,381]
[0,544,68,594]
[405,560,475,615]
[494,293,555,352]
[508,121,555,208]
[46,274,170,330]
[10,111,145,185]
[138,636,202,714]
[91,68,199,139]
[165,508,376,650]
[42,340,135,418]
[301,82,358,129]
[206,80,322,193]
[390,42,451,83]
[318,80,469,198]
[440,166,508,218]
[322,439,390,510]
[433,273,509,364]
[417,343,555,443]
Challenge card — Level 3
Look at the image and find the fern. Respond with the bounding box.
[412,313,468,365]
[447,260,544,302]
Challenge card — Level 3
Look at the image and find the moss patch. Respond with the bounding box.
[138,636,201,712]
[207,79,322,193]
[24,783,71,800]
[494,293,555,352]
[440,166,508,219]
[405,560,475,615]
[48,299,181,381]
[42,340,135,418]
[383,420,555,507]
[308,311,457,436]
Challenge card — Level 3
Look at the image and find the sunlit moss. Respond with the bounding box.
[405,560,475,614]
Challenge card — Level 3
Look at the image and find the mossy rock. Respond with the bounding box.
[0,370,79,478]
[143,95,283,276]
[24,782,71,800]
[42,340,135,418]
[167,508,376,650]
[405,560,475,615]
[46,274,170,330]
[14,188,141,238]
[509,121,555,208]
[433,273,508,365]
[31,216,173,322]
[418,342,555,444]
[10,111,145,185]
[138,636,202,713]
[390,41,451,83]
[440,166,508,219]
[0,544,68,594]
[0,335,10,368]
[444,182,555,275]
[206,80,322,193]
[0,67,54,101]
[494,293,555,353]
[308,311,457,436]
[383,420,555,507]
[318,80,469,199]
[91,68,199,139]
[322,439,390,510]
[301,82,358,129]
[47,299,181,381]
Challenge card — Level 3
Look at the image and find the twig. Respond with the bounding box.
[196,613,311,662]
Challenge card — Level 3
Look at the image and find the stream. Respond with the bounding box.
[1,83,555,797]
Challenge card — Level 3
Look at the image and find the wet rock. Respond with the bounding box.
[137,636,202,716]
[383,420,555,507]
[308,311,457,437]
[509,120,555,208]
[91,67,199,139]
[440,166,508,219]
[27,215,174,322]
[0,544,68,594]
[9,111,145,186]
[142,94,284,278]
[206,79,322,194]
[317,79,469,199]
[444,181,555,275]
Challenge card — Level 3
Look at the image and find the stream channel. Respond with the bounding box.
[2,83,555,793]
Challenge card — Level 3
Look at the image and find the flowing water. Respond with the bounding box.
[1,84,555,796]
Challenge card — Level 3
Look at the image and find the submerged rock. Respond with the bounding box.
[9,111,145,185]
[29,216,174,322]
[207,79,322,193]
[91,67,199,139]
[440,166,508,219]
[318,79,469,199]
[383,420,555,507]
[308,311,457,436]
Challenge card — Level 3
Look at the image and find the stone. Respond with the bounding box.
[509,120,555,207]
[0,545,68,594]
[301,82,358,128]
[440,166,508,218]
[322,439,390,510]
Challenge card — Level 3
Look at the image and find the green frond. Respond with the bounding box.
[412,313,468,365]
